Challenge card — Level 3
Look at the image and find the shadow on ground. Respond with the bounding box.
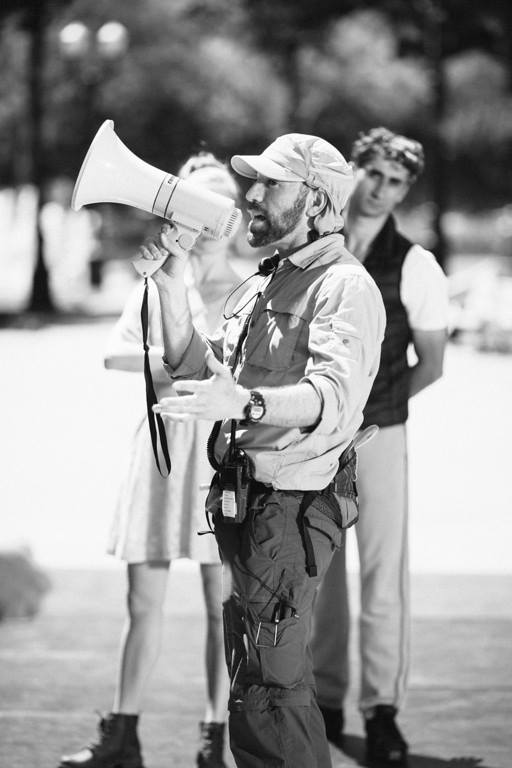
[1,570,510,768]
[337,735,490,768]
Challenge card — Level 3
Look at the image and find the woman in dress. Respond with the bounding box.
[58,154,242,768]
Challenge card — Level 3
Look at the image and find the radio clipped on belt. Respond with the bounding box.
[219,447,251,524]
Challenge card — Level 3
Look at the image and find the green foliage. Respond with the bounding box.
[301,11,430,144]
[1,0,511,209]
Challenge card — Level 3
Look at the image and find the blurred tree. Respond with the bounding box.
[0,0,74,312]
[1,0,512,309]
[369,0,512,261]
[43,0,285,174]
[240,0,360,132]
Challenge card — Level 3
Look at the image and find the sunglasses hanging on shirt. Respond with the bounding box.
[223,252,280,320]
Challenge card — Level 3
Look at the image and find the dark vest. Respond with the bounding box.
[362,216,412,428]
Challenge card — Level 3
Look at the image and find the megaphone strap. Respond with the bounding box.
[141,278,172,478]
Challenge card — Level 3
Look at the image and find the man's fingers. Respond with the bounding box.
[148,242,168,259]
[154,394,201,413]
[139,242,168,262]
[172,380,204,395]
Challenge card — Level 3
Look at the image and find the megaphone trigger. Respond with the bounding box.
[131,222,202,278]
[162,221,201,251]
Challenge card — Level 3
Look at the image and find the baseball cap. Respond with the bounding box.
[231,134,354,235]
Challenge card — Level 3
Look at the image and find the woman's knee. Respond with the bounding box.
[126,562,168,621]
[126,588,163,622]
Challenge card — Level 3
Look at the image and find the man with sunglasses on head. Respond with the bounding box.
[312,127,448,767]
[139,133,385,768]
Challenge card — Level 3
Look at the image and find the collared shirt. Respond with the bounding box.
[166,233,386,490]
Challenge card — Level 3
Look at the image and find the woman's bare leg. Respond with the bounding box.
[199,563,229,723]
[113,560,170,713]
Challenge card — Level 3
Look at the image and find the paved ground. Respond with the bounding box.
[1,301,511,766]
[0,567,511,768]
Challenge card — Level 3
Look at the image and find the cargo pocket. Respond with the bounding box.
[245,611,306,688]
[250,500,287,559]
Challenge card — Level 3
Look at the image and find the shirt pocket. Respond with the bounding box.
[246,298,308,371]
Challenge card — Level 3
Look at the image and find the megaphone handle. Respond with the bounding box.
[132,254,169,278]
[131,222,201,278]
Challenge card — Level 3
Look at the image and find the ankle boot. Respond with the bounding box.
[58,712,145,768]
[365,706,408,766]
[196,721,227,768]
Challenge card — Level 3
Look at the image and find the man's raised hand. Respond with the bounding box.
[153,350,247,422]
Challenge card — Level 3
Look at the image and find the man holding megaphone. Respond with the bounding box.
[140,133,386,768]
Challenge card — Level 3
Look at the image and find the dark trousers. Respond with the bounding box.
[207,481,343,768]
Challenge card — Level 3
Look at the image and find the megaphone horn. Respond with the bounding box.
[72,120,242,249]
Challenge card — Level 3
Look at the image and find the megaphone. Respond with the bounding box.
[72,120,243,277]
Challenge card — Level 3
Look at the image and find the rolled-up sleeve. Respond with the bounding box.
[163,327,225,381]
[301,270,385,435]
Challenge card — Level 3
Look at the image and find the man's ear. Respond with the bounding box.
[306,188,328,218]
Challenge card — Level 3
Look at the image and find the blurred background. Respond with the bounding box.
[1,0,511,585]
[1,3,512,766]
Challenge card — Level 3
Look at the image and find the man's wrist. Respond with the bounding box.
[235,385,250,420]
[238,389,267,425]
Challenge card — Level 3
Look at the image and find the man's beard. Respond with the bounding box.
[247,187,309,248]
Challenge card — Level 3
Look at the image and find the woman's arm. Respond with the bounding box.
[104,343,171,384]
[103,282,170,383]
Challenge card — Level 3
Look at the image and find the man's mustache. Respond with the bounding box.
[247,204,267,216]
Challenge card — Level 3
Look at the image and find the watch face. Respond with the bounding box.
[250,403,265,421]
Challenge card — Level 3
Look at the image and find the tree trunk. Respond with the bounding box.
[422,0,448,269]
[27,0,55,313]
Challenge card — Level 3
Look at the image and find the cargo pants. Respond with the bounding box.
[207,479,344,768]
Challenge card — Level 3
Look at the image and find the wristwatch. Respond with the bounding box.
[241,390,266,425]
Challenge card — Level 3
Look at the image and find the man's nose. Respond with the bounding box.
[246,181,265,203]
[372,180,384,198]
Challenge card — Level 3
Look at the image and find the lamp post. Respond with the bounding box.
[58,20,129,287]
